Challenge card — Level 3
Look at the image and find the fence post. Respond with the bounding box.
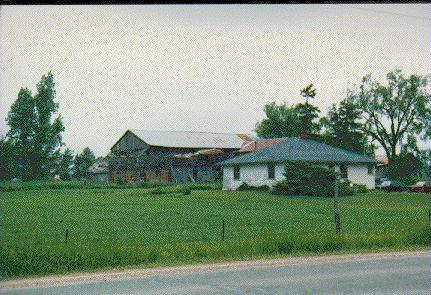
[222,219,225,242]
[65,228,69,244]
[333,178,341,234]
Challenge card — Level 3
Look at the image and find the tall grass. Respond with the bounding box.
[0,223,428,279]
[0,181,222,192]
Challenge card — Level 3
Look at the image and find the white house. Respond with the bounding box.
[219,137,377,190]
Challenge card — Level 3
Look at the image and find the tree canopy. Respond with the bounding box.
[320,97,373,156]
[255,84,320,138]
[6,72,64,180]
[74,147,96,179]
[350,69,430,164]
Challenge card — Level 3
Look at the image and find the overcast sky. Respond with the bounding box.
[1,4,430,156]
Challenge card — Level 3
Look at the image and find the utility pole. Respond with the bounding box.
[334,177,341,234]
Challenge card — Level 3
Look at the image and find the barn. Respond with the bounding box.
[108,129,253,183]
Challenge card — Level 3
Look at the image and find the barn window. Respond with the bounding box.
[233,166,240,180]
[368,164,374,175]
[268,163,275,179]
[340,164,348,179]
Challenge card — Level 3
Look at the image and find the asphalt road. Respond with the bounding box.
[2,252,430,295]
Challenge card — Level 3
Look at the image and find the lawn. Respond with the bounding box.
[0,187,429,279]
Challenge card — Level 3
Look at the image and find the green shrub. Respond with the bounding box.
[186,182,222,191]
[237,182,269,191]
[352,184,368,193]
[272,161,355,196]
[182,186,192,195]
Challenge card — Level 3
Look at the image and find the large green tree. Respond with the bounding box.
[74,147,96,179]
[351,69,430,164]
[321,96,373,155]
[255,84,320,138]
[6,72,64,180]
[255,102,301,138]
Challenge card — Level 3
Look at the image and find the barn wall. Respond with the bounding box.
[111,131,148,154]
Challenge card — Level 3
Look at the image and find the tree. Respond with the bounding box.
[300,83,317,103]
[74,147,96,179]
[350,69,431,164]
[255,102,302,138]
[294,102,321,135]
[271,161,354,196]
[387,152,423,181]
[54,149,74,180]
[321,97,373,155]
[6,72,64,180]
[298,84,320,135]
[0,136,17,180]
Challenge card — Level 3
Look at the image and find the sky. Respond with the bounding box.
[1,4,430,156]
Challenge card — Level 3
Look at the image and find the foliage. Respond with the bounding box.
[0,136,17,180]
[6,72,65,180]
[350,69,431,164]
[0,189,428,278]
[255,84,322,138]
[255,102,302,138]
[54,149,74,180]
[182,186,192,195]
[255,101,321,139]
[272,161,355,196]
[300,83,317,102]
[298,83,320,134]
[237,182,269,191]
[74,147,96,179]
[352,184,368,194]
[294,102,321,135]
[387,152,423,180]
[320,97,373,156]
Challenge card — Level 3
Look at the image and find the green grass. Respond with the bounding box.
[0,180,222,192]
[0,188,429,279]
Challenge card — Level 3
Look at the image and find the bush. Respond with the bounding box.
[352,184,368,193]
[116,178,125,185]
[237,182,269,191]
[182,186,192,195]
[272,161,355,197]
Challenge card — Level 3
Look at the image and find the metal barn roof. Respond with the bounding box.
[239,137,289,153]
[128,129,253,149]
[219,137,378,165]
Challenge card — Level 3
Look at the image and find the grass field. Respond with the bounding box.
[0,186,429,279]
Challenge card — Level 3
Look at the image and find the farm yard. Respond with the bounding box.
[0,184,429,279]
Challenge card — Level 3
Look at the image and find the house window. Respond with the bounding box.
[233,166,240,180]
[368,164,374,175]
[340,165,348,179]
[268,163,275,179]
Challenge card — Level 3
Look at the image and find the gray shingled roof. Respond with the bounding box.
[219,137,377,165]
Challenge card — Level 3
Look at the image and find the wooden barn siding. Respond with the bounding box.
[112,131,148,154]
